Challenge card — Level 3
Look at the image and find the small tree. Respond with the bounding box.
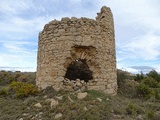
[117,69,128,88]
[147,70,160,82]
[142,77,159,88]
[136,83,154,99]
[134,71,144,82]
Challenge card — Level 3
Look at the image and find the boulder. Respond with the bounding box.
[34,103,42,108]
[50,99,59,108]
[77,92,88,99]
[55,113,62,119]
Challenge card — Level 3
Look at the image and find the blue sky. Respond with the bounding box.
[0,0,160,73]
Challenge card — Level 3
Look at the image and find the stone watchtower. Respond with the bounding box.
[36,6,117,95]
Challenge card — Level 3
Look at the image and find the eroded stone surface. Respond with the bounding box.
[36,6,117,95]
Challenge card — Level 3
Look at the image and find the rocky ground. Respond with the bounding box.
[0,70,160,120]
[0,87,160,120]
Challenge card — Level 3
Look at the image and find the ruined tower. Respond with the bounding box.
[36,6,117,95]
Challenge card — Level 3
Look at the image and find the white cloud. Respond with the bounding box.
[0,0,160,73]
[0,0,33,15]
[107,0,160,28]
[125,67,139,74]
[3,44,22,51]
[107,0,160,73]
[122,33,160,60]
[0,52,37,72]
[154,65,160,74]
[0,67,35,72]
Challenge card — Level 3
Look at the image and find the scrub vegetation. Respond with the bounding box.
[0,70,160,120]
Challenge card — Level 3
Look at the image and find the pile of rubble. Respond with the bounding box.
[63,78,97,91]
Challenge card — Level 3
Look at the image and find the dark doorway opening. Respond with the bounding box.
[65,59,93,82]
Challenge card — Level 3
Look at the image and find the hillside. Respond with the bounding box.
[0,70,160,120]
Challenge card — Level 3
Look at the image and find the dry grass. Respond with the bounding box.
[0,70,160,120]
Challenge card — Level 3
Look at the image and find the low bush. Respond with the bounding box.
[142,77,160,88]
[136,83,154,99]
[117,69,128,88]
[118,80,138,98]
[155,90,160,100]
[134,72,144,82]
[151,113,160,120]
[147,70,160,83]
[0,87,9,96]
[0,71,36,86]
[0,71,15,85]
[43,86,56,98]
[10,81,39,98]
[147,110,155,119]
[126,103,144,115]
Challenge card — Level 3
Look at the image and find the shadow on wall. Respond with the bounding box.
[64,45,100,82]
[65,59,93,82]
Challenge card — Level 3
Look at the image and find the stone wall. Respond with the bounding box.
[36,6,117,95]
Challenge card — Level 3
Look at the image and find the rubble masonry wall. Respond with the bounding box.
[36,6,117,95]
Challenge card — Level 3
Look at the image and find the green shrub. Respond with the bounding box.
[142,77,160,88]
[151,113,160,120]
[136,83,154,99]
[155,90,160,100]
[117,80,138,98]
[134,72,144,82]
[117,70,127,88]
[10,81,39,98]
[0,87,9,96]
[17,74,28,82]
[147,110,154,119]
[0,71,14,85]
[0,71,36,86]
[113,107,123,115]
[126,103,144,115]
[147,70,160,82]
[43,86,56,98]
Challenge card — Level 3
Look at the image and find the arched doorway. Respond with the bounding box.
[65,59,93,82]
